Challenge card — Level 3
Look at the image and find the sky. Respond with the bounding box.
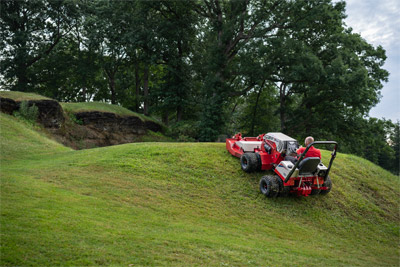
[344,0,399,122]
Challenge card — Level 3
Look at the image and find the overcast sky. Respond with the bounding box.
[344,0,399,122]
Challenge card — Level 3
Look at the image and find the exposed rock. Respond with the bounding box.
[68,111,160,148]
[76,111,145,132]
[0,97,18,114]
[1,96,164,149]
[0,97,64,128]
[31,100,64,128]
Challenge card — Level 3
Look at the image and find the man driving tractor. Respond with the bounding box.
[297,136,321,159]
[226,132,338,197]
[284,136,321,164]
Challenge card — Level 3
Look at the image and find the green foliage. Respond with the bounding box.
[232,83,280,136]
[166,121,200,142]
[0,0,393,171]
[1,114,399,265]
[0,0,80,92]
[68,113,83,125]
[199,95,227,141]
[13,101,39,123]
[32,39,105,102]
[388,121,400,175]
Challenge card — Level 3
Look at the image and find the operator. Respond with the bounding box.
[296,136,321,159]
[284,152,298,164]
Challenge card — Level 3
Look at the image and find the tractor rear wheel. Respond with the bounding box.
[310,184,321,195]
[310,188,321,195]
[259,175,279,198]
[240,153,258,173]
[320,175,332,195]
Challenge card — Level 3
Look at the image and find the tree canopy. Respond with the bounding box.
[1,0,396,174]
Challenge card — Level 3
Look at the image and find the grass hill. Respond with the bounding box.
[0,91,169,148]
[60,102,156,123]
[1,113,399,266]
[0,91,51,101]
[0,91,159,124]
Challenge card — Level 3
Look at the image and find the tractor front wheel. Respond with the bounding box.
[259,175,279,198]
[276,177,290,197]
[240,153,258,173]
[320,175,332,195]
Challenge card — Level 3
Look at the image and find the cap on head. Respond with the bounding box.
[305,136,314,146]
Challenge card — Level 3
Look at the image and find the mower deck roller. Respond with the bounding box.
[226,132,338,197]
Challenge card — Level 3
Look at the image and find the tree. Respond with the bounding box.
[149,1,197,124]
[80,0,130,104]
[1,0,79,92]
[233,82,279,136]
[194,0,293,141]
[282,30,388,140]
[193,0,354,141]
[388,121,400,175]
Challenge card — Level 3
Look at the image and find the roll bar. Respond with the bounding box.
[284,141,338,183]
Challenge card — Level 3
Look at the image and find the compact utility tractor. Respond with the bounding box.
[226,132,338,197]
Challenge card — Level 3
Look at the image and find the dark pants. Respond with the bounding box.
[285,156,298,164]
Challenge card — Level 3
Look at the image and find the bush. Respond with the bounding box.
[14,101,39,122]
[167,121,199,141]
[177,134,196,142]
[68,113,83,125]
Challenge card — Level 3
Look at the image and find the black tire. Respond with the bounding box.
[259,175,279,198]
[310,188,321,195]
[254,153,262,171]
[320,175,332,195]
[240,153,258,173]
[310,181,321,195]
[276,176,290,197]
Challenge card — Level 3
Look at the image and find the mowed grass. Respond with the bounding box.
[0,91,51,101]
[1,90,161,124]
[1,113,399,266]
[61,102,156,123]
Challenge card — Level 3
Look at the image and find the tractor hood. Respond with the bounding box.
[264,132,299,154]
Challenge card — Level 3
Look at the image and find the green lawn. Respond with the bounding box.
[0,91,51,101]
[1,113,399,266]
[61,102,155,122]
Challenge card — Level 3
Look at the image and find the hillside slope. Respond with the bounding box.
[0,91,169,149]
[1,113,399,266]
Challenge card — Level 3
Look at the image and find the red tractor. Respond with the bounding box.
[226,132,338,197]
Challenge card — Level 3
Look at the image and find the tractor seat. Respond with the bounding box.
[298,157,321,175]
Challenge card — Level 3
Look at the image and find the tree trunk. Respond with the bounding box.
[176,105,183,122]
[15,65,29,92]
[82,87,87,102]
[250,85,263,136]
[110,77,116,104]
[104,66,117,105]
[143,65,149,116]
[135,63,140,112]
[176,39,184,122]
[162,111,169,125]
[280,83,286,132]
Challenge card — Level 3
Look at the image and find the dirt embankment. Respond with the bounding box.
[61,111,163,149]
[0,97,163,149]
[0,97,64,128]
